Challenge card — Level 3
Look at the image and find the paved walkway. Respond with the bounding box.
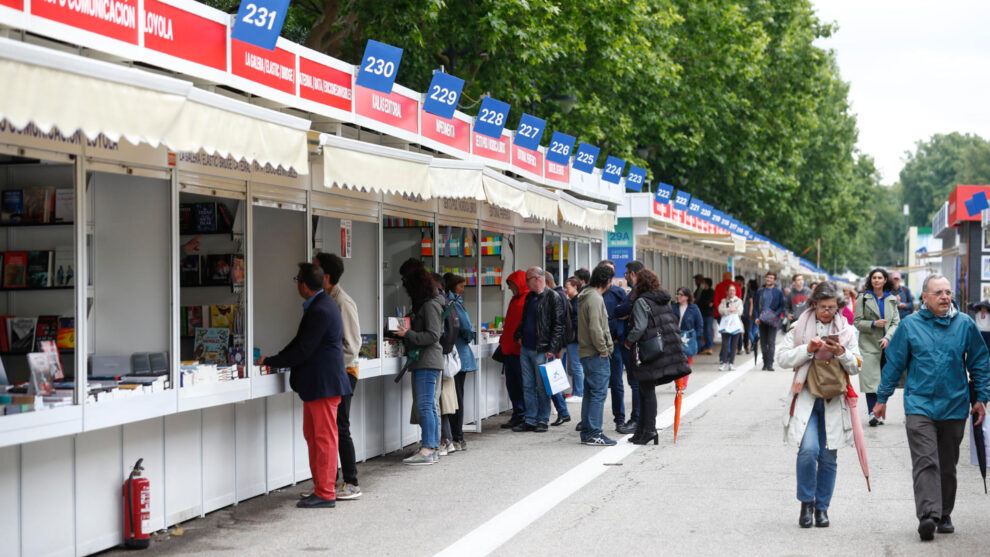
[103,348,990,556]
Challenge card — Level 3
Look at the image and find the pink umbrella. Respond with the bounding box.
[845,384,871,491]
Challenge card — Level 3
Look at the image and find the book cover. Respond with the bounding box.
[0,316,11,352]
[180,254,201,286]
[204,254,232,285]
[53,246,74,287]
[57,317,75,349]
[34,315,59,351]
[25,251,52,288]
[192,327,230,364]
[1,189,23,224]
[231,255,245,286]
[210,305,235,332]
[359,334,378,359]
[179,203,196,234]
[217,202,235,232]
[22,189,50,223]
[194,202,217,233]
[26,352,54,396]
[8,317,37,353]
[186,306,204,336]
[2,251,28,288]
[54,189,74,223]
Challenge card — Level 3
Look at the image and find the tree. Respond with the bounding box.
[900,132,990,227]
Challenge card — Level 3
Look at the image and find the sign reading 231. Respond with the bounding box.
[232,0,291,51]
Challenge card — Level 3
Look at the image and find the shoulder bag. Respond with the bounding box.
[806,357,847,400]
[637,301,665,364]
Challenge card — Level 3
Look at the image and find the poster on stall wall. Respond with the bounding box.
[340,219,352,258]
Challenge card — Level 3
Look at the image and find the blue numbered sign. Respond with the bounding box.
[687,197,703,217]
[546,132,575,165]
[673,190,691,211]
[572,142,600,174]
[473,97,511,139]
[356,40,404,94]
[655,182,674,204]
[232,0,291,51]
[422,72,464,119]
[514,114,546,151]
[625,165,647,191]
[601,156,626,184]
[699,203,713,221]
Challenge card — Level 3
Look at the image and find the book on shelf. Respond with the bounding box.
[34,316,59,351]
[2,251,27,288]
[179,203,195,234]
[26,352,55,396]
[8,317,37,352]
[1,190,23,224]
[25,250,53,288]
[359,334,378,359]
[22,188,53,223]
[56,317,75,349]
[184,306,204,336]
[231,255,245,286]
[194,202,217,233]
[210,305,236,333]
[0,316,12,352]
[180,254,201,286]
[39,340,64,380]
[217,202,235,232]
[53,246,74,287]
[192,327,230,364]
[204,254,232,285]
[54,189,73,223]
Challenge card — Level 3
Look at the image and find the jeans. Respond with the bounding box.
[759,323,778,368]
[579,355,611,441]
[413,369,441,449]
[865,393,878,414]
[336,374,359,486]
[702,315,714,351]
[503,354,525,422]
[905,414,967,519]
[520,347,551,426]
[741,315,752,351]
[608,350,625,423]
[796,398,837,510]
[620,344,640,422]
[566,343,584,397]
[637,377,659,435]
[720,333,738,365]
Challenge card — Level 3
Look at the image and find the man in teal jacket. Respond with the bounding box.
[875,275,990,541]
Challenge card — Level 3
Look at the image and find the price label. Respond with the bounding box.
[473,96,511,139]
[513,114,546,151]
[231,0,290,51]
[546,131,575,165]
[422,71,464,120]
[625,165,647,191]
[356,39,403,94]
[655,182,674,204]
[673,190,691,211]
[572,142,599,174]
[601,156,626,184]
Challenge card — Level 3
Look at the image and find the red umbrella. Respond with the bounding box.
[673,374,689,443]
[845,384,871,491]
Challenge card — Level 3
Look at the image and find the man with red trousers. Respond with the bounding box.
[500,270,529,429]
[258,262,351,508]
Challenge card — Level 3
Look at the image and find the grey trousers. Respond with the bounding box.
[905,414,967,520]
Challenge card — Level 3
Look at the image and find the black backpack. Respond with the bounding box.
[439,298,461,355]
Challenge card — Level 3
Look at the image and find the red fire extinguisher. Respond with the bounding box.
[123,458,151,549]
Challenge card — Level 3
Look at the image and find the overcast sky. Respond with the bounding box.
[813,1,990,183]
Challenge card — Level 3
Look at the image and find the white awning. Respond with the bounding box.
[525,185,560,224]
[321,134,431,198]
[429,159,486,200]
[558,194,586,228]
[585,207,616,232]
[0,38,310,173]
[482,168,527,215]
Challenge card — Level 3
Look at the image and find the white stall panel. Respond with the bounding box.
[22,437,74,557]
[358,377,385,462]
[202,405,236,512]
[292,397,310,482]
[265,393,294,490]
[75,427,123,555]
[235,398,266,499]
[164,411,203,524]
[122,418,166,533]
[0,445,20,555]
[382,372,403,453]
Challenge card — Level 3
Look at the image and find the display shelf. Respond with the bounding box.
[250,372,289,399]
[177,378,250,412]
[83,390,176,431]
[0,404,82,449]
[0,221,74,228]
[179,231,234,237]
[356,358,383,380]
[381,357,402,376]
[0,286,74,292]
[1,348,74,356]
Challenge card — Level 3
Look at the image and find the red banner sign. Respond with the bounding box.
[143,1,226,70]
[421,112,470,153]
[32,0,140,44]
[298,56,353,112]
[653,201,671,219]
[544,158,570,183]
[511,144,543,177]
[472,132,509,163]
[355,86,418,134]
[0,0,23,10]
[231,39,296,95]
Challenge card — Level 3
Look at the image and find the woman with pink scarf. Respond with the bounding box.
[777,281,861,529]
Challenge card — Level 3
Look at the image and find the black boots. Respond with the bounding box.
[936,515,953,534]
[814,509,829,528]
[799,502,814,528]
[630,430,659,445]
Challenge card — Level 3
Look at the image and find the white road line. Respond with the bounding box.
[436,359,755,557]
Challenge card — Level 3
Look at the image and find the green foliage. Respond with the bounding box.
[900,132,990,227]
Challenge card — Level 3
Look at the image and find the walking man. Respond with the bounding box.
[513,267,566,432]
[258,263,352,508]
[755,271,786,371]
[874,274,990,540]
[786,273,812,324]
[890,272,915,321]
[697,278,715,355]
[577,265,617,446]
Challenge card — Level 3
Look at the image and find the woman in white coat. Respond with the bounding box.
[778,281,861,529]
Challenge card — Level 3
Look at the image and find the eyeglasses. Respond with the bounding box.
[931,289,952,297]
[816,307,839,314]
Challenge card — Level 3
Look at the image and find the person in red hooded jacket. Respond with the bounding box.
[500,270,529,429]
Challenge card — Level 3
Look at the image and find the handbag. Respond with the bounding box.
[442,349,461,378]
[718,313,743,335]
[806,357,847,400]
[492,345,505,364]
[637,302,665,364]
[681,330,698,358]
[539,358,570,395]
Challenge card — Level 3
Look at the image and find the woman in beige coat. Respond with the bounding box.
[853,268,899,426]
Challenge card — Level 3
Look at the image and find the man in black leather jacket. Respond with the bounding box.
[513,266,566,432]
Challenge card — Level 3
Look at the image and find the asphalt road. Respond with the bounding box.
[101,348,990,556]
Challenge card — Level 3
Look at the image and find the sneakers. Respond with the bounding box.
[569,395,583,403]
[876,416,885,425]
[868,412,878,427]
[452,440,467,451]
[583,433,617,446]
[403,451,436,466]
[336,483,362,500]
[728,364,736,371]
[438,439,456,456]
[718,363,728,371]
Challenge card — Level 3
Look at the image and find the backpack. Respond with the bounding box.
[439,298,461,355]
[556,289,577,345]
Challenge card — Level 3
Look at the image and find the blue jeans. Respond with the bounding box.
[552,392,570,418]
[580,355,611,441]
[566,342,584,397]
[413,368,441,449]
[608,350,625,423]
[621,344,640,422]
[520,347,551,426]
[503,354,525,421]
[720,332,738,364]
[797,398,838,510]
[702,315,714,351]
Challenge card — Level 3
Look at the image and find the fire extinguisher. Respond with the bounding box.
[123,458,151,549]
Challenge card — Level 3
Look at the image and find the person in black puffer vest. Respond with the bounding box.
[624,269,691,445]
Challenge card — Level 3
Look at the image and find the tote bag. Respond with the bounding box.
[539,358,570,395]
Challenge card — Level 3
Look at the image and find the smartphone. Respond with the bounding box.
[823,335,839,343]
